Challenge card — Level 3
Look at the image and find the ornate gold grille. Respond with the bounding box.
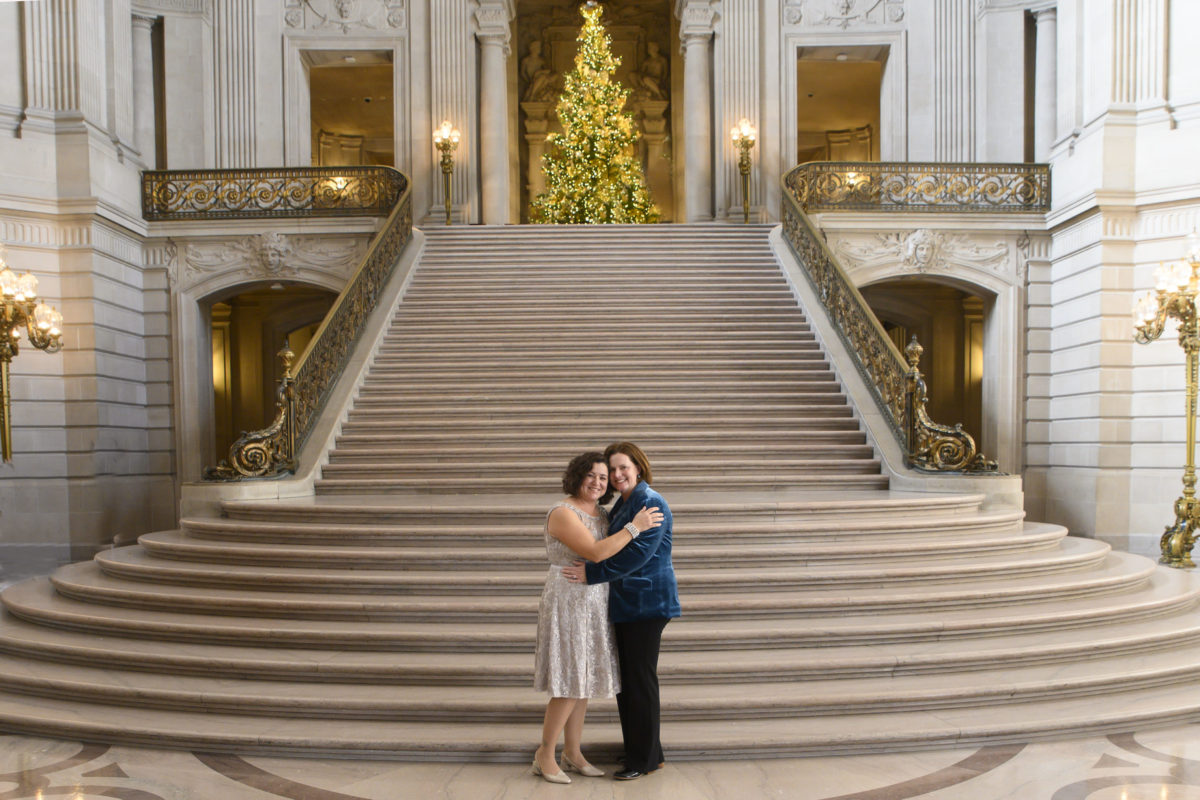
[142,166,405,220]
[142,167,412,480]
[781,163,999,473]
[785,161,1049,214]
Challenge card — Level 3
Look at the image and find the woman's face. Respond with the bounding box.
[608,452,640,498]
[578,462,608,503]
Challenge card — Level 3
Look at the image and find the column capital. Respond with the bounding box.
[1033,6,1057,23]
[475,1,515,54]
[676,0,716,41]
[132,13,158,30]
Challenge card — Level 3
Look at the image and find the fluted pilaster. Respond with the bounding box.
[430,1,475,222]
[715,0,759,220]
[677,0,715,222]
[212,0,255,167]
[23,0,100,126]
[1112,0,1165,106]
[932,0,974,160]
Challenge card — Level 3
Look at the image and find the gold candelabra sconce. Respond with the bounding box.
[730,118,756,224]
[0,244,65,463]
[433,120,460,225]
[1134,234,1200,568]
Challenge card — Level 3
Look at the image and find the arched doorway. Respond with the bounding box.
[860,280,988,454]
[206,284,337,462]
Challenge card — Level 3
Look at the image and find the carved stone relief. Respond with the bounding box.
[783,0,904,28]
[833,229,1011,280]
[284,0,406,33]
[179,233,369,292]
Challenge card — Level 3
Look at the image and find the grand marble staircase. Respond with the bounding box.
[2,224,1200,759]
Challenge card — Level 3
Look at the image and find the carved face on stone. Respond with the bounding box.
[258,233,291,274]
[334,0,357,19]
[904,229,939,269]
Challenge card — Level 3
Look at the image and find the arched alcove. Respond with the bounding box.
[860,279,990,455]
[205,283,337,461]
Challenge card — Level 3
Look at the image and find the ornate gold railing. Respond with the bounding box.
[781,164,998,472]
[143,166,405,220]
[785,161,1049,213]
[142,166,412,480]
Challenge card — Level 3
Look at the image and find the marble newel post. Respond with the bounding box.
[475,2,514,225]
[677,1,716,222]
[131,14,157,168]
[1033,8,1057,161]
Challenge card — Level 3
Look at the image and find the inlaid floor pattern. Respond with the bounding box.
[2,224,1200,759]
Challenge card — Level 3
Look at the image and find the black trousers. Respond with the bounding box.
[614,617,670,771]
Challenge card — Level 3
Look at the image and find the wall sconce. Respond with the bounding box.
[1134,233,1200,567]
[433,120,460,225]
[730,118,757,223]
[0,245,65,462]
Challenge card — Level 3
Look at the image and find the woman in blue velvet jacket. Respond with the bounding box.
[564,441,679,781]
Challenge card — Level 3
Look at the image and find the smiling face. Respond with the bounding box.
[608,452,641,499]
[577,462,609,504]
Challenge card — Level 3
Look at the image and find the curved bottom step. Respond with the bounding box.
[4,685,1200,760]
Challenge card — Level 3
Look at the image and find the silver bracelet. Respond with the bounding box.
[624,522,640,539]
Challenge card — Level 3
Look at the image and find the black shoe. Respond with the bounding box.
[614,769,646,781]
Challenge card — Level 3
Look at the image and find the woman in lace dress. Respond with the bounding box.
[532,451,662,784]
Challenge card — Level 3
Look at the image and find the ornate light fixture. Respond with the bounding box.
[433,120,460,225]
[730,118,757,223]
[1133,235,1200,567]
[0,245,64,462]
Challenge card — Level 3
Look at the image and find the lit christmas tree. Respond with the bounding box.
[531,1,660,224]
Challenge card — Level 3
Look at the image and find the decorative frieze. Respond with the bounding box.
[284,0,407,33]
[783,0,904,28]
[177,233,369,291]
[832,229,1012,280]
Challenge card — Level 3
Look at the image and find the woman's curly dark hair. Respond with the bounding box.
[562,451,614,503]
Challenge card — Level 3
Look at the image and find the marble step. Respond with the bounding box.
[6,565,1191,652]
[350,386,846,404]
[7,640,1200,723]
[100,531,1091,594]
[317,460,883,482]
[142,517,1046,568]
[5,679,1200,759]
[44,550,1149,622]
[215,491,978,527]
[6,602,1196,685]
[342,400,851,418]
[325,442,875,461]
[331,430,863,450]
[313,475,891,494]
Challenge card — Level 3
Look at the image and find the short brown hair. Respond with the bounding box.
[562,451,614,503]
[604,441,652,486]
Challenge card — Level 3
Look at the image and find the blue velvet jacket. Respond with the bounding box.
[584,480,681,623]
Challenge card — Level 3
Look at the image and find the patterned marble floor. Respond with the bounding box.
[6,725,1200,800]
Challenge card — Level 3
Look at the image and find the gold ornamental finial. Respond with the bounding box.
[904,335,924,369]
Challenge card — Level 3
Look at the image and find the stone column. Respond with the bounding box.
[131,14,157,168]
[677,1,716,222]
[475,2,514,225]
[1033,8,1057,161]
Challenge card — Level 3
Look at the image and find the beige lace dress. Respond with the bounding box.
[533,501,620,698]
